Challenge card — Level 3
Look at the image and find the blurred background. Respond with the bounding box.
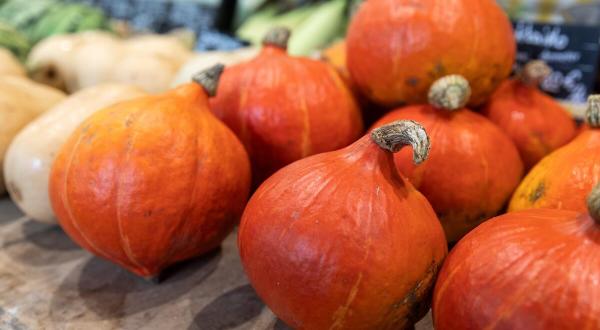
[0,0,598,114]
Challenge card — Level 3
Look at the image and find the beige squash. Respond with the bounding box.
[0,76,66,194]
[170,47,259,87]
[0,49,25,76]
[28,31,192,93]
[3,83,146,223]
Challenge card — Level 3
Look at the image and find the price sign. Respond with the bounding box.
[513,21,600,116]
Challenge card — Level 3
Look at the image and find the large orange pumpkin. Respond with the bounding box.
[211,28,363,185]
[239,120,447,329]
[433,186,600,330]
[372,75,524,243]
[346,0,515,107]
[49,65,251,279]
[509,95,600,213]
[482,60,577,169]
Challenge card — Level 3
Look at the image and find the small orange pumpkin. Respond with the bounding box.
[346,0,515,107]
[372,75,524,243]
[239,120,447,329]
[210,28,363,186]
[433,186,600,329]
[482,61,577,169]
[509,95,600,213]
[49,65,251,278]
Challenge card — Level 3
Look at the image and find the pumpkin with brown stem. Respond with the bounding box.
[239,120,447,329]
[510,95,600,213]
[211,27,363,186]
[372,75,524,243]
[482,60,577,169]
[49,65,251,279]
[433,185,600,329]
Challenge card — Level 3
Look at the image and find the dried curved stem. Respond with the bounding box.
[519,60,551,87]
[262,27,291,50]
[428,75,471,111]
[586,95,600,129]
[192,64,225,97]
[371,120,430,165]
[586,184,600,225]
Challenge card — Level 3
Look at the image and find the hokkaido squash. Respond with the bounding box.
[510,95,600,213]
[346,0,515,107]
[0,75,66,195]
[321,39,348,82]
[4,84,146,224]
[211,27,363,185]
[482,60,577,169]
[48,65,251,278]
[372,75,524,243]
[433,186,600,330]
[239,120,447,329]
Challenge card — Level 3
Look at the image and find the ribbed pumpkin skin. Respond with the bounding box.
[210,46,363,185]
[373,107,523,243]
[239,136,447,330]
[49,83,251,277]
[346,0,515,107]
[510,130,600,213]
[482,79,577,169]
[433,209,600,330]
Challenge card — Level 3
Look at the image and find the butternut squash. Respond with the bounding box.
[4,83,145,222]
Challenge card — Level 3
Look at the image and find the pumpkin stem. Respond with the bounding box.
[192,63,225,97]
[262,27,291,50]
[428,75,471,111]
[371,120,430,165]
[586,184,600,225]
[519,60,551,87]
[586,95,600,129]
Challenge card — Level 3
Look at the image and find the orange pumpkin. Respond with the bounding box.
[433,186,600,330]
[49,65,251,279]
[509,95,600,213]
[372,75,524,243]
[210,28,363,185]
[239,120,447,329]
[482,61,577,169]
[322,39,348,81]
[346,0,515,107]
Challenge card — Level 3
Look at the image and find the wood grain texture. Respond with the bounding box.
[0,197,435,330]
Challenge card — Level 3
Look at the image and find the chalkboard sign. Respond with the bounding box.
[513,21,600,107]
[72,0,245,50]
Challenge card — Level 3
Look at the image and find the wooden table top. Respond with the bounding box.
[0,197,433,330]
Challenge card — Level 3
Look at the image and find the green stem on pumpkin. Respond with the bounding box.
[262,27,291,50]
[192,63,225,97]
[371,120,430,165]
[428,75,471,111]
[519,60,551,87]
[586,183,600,225]
[586,95,600,129]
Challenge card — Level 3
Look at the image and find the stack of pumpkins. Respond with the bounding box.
[0,0,598,329]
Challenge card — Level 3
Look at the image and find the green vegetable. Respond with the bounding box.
[0,20,30,60]
[288,0,347,56]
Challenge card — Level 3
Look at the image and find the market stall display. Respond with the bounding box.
[0,0,598,329]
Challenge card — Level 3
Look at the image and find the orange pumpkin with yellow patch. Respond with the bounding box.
[509,95,600,213]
